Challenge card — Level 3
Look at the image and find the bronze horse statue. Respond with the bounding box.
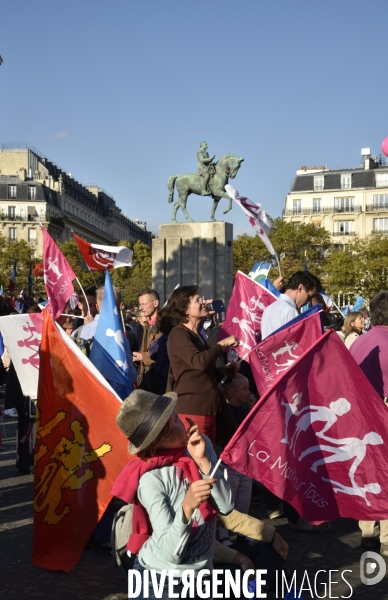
[168,153,244,222]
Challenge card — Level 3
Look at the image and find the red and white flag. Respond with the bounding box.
[225,184,277,257]
[217,271,277,358]
[221,331,388,523]
[74,233,134,270]
[0,313,43,397]
[32,310,129,572]
[42,227,77,320]
[249,311,323,397]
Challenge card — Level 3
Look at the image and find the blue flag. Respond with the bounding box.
[353,296,365,312]
[260,278,281,298]
[266,304,323,339]
[89,270,133,400]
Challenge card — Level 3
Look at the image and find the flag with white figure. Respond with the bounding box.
[89,270,135,399]
[225,184,277,258]
[221,331,388,523]
[217,271,278,359]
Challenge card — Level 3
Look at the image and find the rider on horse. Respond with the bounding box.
[197,141,215,196]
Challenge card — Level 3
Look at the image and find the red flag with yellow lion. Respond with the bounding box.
[32,310,129,572]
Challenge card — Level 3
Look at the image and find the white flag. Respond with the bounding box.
[225,184,277,257]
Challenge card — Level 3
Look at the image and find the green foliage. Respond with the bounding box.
[0,234,44,296]
[233,221,388,305]
[233,219,331,283]
[111,240,152,306]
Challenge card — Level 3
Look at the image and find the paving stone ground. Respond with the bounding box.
[1,398,387,600]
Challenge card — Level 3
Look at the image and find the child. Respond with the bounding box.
[220,374,255,515]
[112,389,233,599]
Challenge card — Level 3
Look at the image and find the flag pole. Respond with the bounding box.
[75,277,90,315]
[276,253,282,278]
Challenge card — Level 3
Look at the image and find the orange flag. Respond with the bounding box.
[32,310,130,572]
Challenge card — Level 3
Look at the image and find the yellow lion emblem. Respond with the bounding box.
[34,411,112,525]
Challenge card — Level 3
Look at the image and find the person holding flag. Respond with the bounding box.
[261,271,317,340]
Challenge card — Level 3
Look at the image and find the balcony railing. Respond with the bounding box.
[1,213,42,222]
[333,231,356,236]
[283,206,361,216]
[366,204,388,212]
[372,229,388,234]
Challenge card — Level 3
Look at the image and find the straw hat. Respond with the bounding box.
[116,388,178,454]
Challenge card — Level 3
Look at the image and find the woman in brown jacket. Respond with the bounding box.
[167,286,239,443]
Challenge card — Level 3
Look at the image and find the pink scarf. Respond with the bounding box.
[111,447,218,554]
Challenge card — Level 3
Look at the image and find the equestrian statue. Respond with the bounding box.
[168,142,244,222]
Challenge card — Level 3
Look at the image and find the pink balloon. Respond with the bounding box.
[382,136,388,157]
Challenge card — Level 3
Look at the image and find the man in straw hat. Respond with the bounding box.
[112,388,233,598]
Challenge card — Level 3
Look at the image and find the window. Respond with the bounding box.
[334,197,354,212]
[376,173,388,187]
[8,185,17,199]
[336,221,354,235]
[293,199,302,214]
[373,194,388,208]
[341,174,351,189]
[8,206,16,219]
[27,206,36,221]
[313,198,322,213]
[28,228,37,242]
[373,218,388,232]
[28,186,36,200]
[314,176,324,191]
[8,227,16,240]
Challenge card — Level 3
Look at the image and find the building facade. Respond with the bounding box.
[0,145,151,256]
[283,149,388,243]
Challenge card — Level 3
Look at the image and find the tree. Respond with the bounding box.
[0,234,45,297]
[111,240,152,306]
[233,219,332,283]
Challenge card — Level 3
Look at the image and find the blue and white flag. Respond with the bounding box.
[353,296,365,312]
[89,270,135,400]
[248,261,271,284]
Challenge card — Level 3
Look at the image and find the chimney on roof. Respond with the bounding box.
[361,148,377,170]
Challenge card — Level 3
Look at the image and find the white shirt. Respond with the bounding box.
[261,294,298,340]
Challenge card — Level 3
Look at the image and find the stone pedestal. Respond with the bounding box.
[152,222,233,306]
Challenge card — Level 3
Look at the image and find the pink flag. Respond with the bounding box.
[217,271,277,358]
[249,311,323,397]
[42,227,77,320]
[221,331,388,523]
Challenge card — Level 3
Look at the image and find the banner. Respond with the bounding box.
[0,313,43,397]
[249,311,323,397]
[32,311,129,572]
[74,233,134,270]
[217,271,277,358]
[221,331,388,523]
[42,226,77,320]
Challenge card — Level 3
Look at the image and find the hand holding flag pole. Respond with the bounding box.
[225,184,281,277]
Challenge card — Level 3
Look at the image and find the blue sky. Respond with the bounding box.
[1,1,388,238]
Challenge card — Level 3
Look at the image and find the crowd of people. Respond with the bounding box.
[0,269,387,598]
